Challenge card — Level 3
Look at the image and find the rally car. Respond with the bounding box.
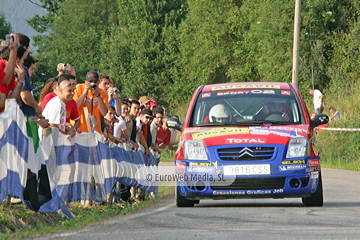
[167,82,328,207]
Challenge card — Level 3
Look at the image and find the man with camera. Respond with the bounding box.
[73,71,108,133]
[98,74,121,116]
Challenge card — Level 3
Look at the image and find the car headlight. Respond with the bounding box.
[184,140,208,160]
[286,137,309,158]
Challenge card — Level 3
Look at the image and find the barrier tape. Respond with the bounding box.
[316,127,360,131]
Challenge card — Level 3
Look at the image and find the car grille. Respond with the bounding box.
[211,177,285,190]
[217,147,275,161]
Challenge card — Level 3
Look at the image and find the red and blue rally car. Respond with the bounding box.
[167,82,328,207]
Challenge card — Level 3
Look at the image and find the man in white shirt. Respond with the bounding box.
[40,75,76,139]
[307,87,324,114]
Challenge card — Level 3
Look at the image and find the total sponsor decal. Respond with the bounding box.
[308,159,320,166]
[227,138,265,144]
[217,90,275,96]
[250,127,297,137]
[213,188,284,196]
[279,164,306,171]
[187,166,215,173]
[212,85,281,91]
[282,160,305,165]
[192,128,249,140]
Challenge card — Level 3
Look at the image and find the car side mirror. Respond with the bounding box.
[166,117,183,132]
[311,113,329,128]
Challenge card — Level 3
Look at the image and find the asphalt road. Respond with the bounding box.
[37,168,360,240]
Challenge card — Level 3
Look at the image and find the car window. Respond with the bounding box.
[190,89,303,126]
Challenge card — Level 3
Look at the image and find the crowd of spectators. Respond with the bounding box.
[0,33,179,206]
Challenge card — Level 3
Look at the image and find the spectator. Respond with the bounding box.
[162,105,168,116]
[41,74,80,131]
[98,74,121,116]
[40,77,76,139]
[113,101,130,140]
[0,45,26,113]
[103,105,123,143]
[56,63,76,77]
[150,106,164,154]
[136,109,153,158]
[156,115,171,156]
[118,99,142,203]
[307,86,324,114]
[149,98,157,111]
[17,33,49,151]
[127,99,141,150]
[73,71,108,133]
[135,109,153,201]
[139,96,151,110]
[23,54,38,77]
[0,33,20,84]
[329,106,341,121]
[38,78,57,105]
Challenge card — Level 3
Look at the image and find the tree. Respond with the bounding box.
[169,0,243,105]
[27,0,65,33]
[0,11,12,40]
[103,0,187,106]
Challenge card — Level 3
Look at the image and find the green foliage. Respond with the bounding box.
[102,0,187,107]
[316,82,360,170]
[27,0,65,33]
[0,12,12,39]
[170,0,243,105]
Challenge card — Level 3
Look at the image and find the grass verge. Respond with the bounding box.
[0,186,174,239]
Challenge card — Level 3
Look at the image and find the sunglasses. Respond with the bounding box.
[60,82,76,88]
[145,116,154,120]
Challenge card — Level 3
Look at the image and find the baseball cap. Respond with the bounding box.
[86,71,99,81]
[149,98,156,107]
[139,96,150,104]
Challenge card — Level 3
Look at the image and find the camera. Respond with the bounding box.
[113,87,119,93]
[90,82,97,89]
[5,34,14,45]
[64,66,71,71]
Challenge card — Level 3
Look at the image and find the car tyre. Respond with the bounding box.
[176,186,194,207]
[302,172,323,207]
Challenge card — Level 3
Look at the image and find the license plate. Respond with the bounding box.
[223,164,271,175]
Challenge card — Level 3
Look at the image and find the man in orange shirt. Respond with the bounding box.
[73,71,108,133]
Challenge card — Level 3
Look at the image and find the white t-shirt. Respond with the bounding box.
[113,116,127,138]
[150,122,158,145]
[313,89,324,110]
[135,116,142,134]
[39,96,66,139]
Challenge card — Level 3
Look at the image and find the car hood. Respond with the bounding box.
[182,125,310,147]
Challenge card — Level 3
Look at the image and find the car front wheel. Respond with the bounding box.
[302,172,323,207]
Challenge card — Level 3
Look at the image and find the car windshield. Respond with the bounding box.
[190,88,304,127]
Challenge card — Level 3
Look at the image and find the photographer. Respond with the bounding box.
[98,74,121,116]
[0,41,26,112]
[56,63,76,77]
[0,33,20,84]
[73,71,108,133]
